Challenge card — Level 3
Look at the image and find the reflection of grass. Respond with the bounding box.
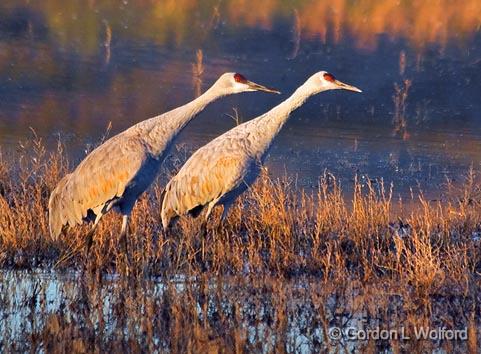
[399,50,407,76]
[1,138,481,351]
[103,20,112,65]
[192,49,204,98]
[0,0,479,57]
[392,79,412,140]
[287,9,301,60]
[1,269,479,353]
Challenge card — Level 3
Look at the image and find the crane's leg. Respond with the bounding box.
[83,213,102,270]
[82,225,96,272]
[221,200,233,222]
[85,213,102,256]
[213,202,232,234]
[199,219,208,261]
[120,214,129,237]
[199,200,219,260]
[85,225,96,256]
[204,200,217,222]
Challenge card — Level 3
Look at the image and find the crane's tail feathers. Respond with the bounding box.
[48,175,70,241]
[49,192,63,240]
[160,187,172,229]
[161,204,178,229]
[160,186,184,229]
[160,188,166,227]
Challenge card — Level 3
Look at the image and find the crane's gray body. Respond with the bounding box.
[49,114,182,238]
[168,119,265,219]
[161,72,361,228]
[161,78,314,227]
[48,73,245,238]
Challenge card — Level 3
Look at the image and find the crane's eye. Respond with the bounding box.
[234,73,248,83]
[323,73,336,82]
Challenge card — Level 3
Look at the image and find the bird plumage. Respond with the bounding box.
[161,71,362,228]
[49,134,148,237]
[48,72,279,239]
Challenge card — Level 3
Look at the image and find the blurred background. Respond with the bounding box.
[0,0,480,199]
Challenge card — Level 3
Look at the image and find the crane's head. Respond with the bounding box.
[216,72,280,95]
[309,71,362,94]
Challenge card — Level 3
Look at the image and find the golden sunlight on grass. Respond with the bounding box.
[1,138,481,352]
[0,136,480,282]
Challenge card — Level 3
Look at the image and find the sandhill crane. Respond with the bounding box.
[161,71,361,228]
[49,72,279,244]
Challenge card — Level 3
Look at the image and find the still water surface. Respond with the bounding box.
[1,1,481,198]
[0,269,467,353]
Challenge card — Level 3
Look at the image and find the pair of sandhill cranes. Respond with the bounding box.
[49,71,361,246]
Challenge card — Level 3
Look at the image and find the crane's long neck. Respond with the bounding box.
[145,86,225,156]
[250,83,315,157]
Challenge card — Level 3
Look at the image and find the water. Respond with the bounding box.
[1,1,481,198]
[0,270,473,353]
[1,4,480,351]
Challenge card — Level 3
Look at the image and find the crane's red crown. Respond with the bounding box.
[323,72,336,82]
[234,73,248,83]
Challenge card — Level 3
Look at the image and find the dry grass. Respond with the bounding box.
[0,137,481,352]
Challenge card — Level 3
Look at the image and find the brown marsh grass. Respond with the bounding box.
[0,136,481,352]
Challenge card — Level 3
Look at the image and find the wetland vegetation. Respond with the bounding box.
[1,0,481,352]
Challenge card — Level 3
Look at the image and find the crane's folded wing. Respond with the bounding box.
[164,147,254,215]
[49,136,146,231]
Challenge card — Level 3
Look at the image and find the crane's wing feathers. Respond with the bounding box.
[163,138,255,218]
[49,135,146,238]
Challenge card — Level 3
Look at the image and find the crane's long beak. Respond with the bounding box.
[335,79,362,93]
[246,80,281,94]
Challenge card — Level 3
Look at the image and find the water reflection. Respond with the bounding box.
[1,1,479,50]
[0,1,480,198]
[0,270,476,352]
